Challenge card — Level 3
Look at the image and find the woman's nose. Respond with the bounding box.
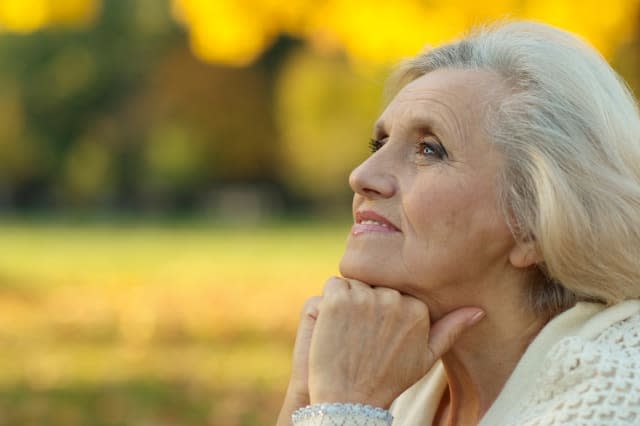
[348,155,396,199]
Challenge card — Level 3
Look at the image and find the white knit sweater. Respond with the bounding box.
[293,300,640,425]
[393,300,640,425]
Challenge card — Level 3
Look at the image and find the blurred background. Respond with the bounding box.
[1,0,640,424]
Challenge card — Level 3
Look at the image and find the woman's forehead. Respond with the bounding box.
[375,69,502,138]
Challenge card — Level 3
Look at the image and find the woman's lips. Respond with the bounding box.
[351,210,401,236]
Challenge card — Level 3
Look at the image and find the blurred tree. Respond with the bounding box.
[173,0,640,66]
[171,0,311,66]
[275,49,383,206]
[0,0,100,33]
[0,0,290,214]
[62,138,115,207]
[0,0,185,211]
[0,0,639,215]
[134,45,282,211]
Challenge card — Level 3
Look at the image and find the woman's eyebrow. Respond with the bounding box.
[406,115,441,134]
[374,116,444,138]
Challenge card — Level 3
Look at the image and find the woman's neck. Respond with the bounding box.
[436,302,548,425]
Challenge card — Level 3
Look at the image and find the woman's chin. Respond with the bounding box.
[339,250,397,287]
[340,252,372,282]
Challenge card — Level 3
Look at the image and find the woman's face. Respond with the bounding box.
[339,68,520,310]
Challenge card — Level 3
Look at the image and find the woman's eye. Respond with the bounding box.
[369,138,386,153]
[417,141,447,160]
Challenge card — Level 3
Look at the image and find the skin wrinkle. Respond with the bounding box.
[400,91,473,144]
[375,99,465,157]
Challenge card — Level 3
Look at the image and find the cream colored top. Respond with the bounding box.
[391,300,640,425]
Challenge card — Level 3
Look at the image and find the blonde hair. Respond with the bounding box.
[390,21,640,316]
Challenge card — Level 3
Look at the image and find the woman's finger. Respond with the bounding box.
[321,276,350,300]
[289,296,322,399]
[294,296,321,353]
[276,296,322,426]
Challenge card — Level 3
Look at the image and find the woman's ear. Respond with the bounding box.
[509,239,542,269]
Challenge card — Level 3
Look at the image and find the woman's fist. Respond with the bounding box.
[308,277,484,409]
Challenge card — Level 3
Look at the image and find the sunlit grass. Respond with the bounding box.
[0,220,349,425]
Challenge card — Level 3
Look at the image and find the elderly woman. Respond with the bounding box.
[277,21,640,425]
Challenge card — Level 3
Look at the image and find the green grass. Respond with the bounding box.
[0,220,350,425]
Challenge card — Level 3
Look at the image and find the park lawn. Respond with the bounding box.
[0,220,349,426]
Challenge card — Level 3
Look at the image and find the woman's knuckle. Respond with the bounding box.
[405,298,428,319]
[301,296,321,318]
[376,287,402,306]
[323,277,348,293]
[321,279,349,307]
[351,288,369,306]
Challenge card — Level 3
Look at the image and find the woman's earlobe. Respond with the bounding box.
[509,240,542,269]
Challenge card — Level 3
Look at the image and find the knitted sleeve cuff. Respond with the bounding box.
[292,403,393,426]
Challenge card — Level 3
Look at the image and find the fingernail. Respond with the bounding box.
[467,310,486,326]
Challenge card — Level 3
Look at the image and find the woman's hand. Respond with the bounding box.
[277,276,484,425]
[308,277,485,409]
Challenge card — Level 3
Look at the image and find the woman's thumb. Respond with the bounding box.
[426,307,485,363]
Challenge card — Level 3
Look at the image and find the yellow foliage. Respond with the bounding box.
[523,0,637,55]
[0,0,100,33]
[172,0,314,66]
[172,0,272,66]
[306,0,471,63]
[0,0,48,32]
[173,0,640,66]
[48,0,100,26]
[2,0,636,64]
